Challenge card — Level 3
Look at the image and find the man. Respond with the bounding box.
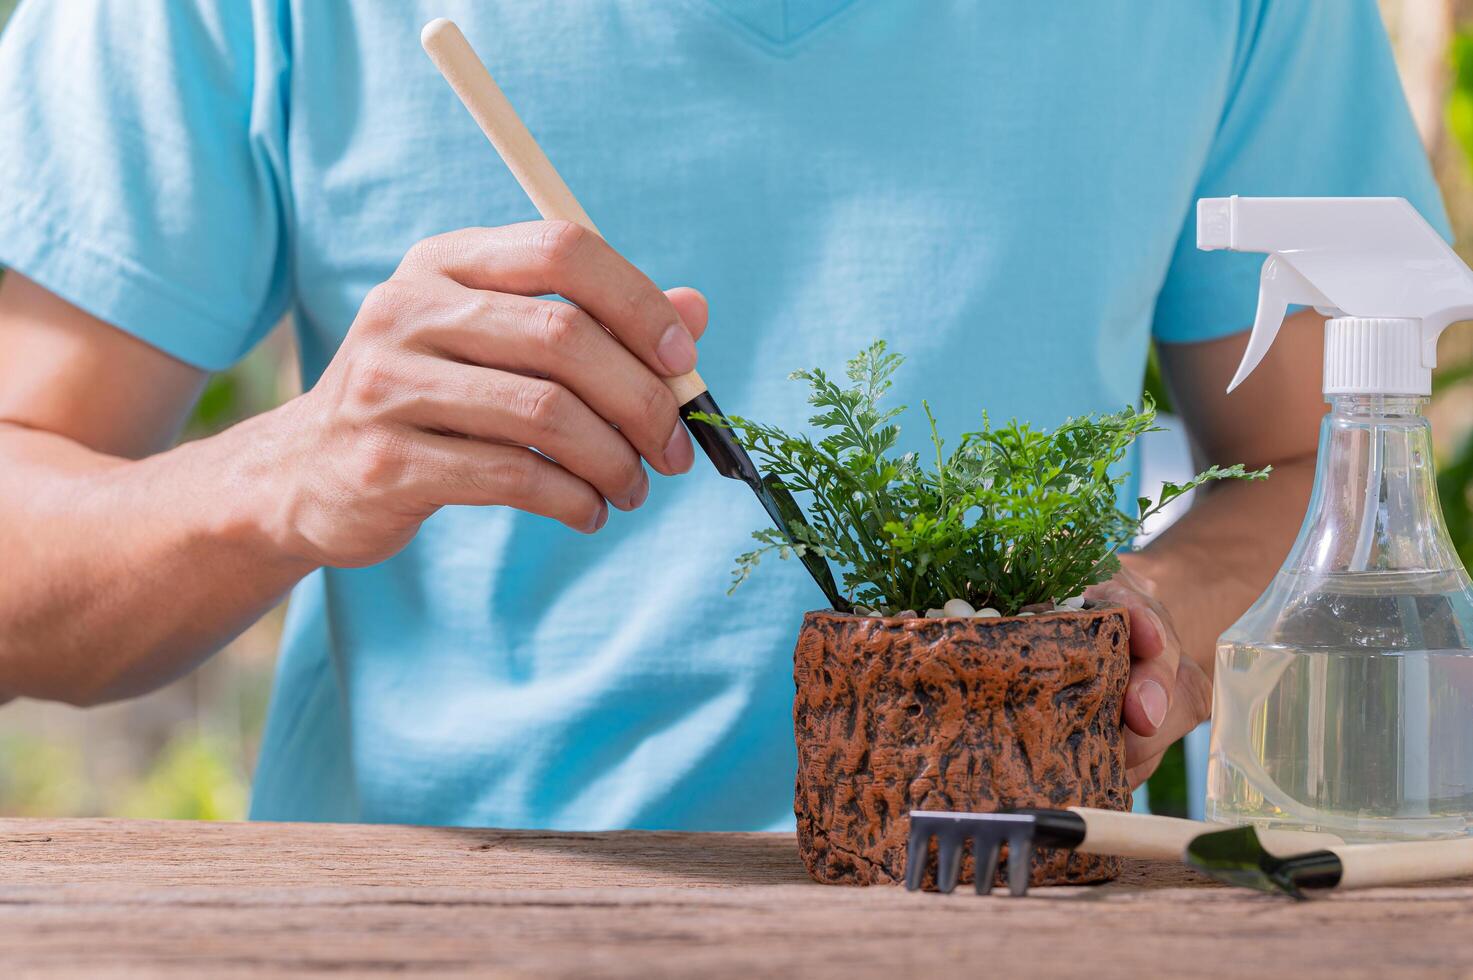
[0,1,1448,828]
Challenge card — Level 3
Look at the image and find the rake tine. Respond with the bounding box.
[974,836,1002,895]
[1006,832,1035,897]
[904,822,931,892]
[935,831,964,894]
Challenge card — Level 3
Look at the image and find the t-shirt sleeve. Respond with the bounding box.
[0,0,290,370]
[1152,0,1452,344]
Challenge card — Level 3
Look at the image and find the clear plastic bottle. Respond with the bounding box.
[1207,394,1473,840]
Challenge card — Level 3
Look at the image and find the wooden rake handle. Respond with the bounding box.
[420,18,709,407]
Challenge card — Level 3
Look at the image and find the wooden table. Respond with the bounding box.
[1,818,1470,978]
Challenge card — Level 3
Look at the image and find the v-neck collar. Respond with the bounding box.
[699,0,862,49]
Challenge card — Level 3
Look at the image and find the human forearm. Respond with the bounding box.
[0,413,314,705]
[0,224,707,706]
[1086,451,1315,785]
[1126,453,1315,676]
[1093,320,1326,783]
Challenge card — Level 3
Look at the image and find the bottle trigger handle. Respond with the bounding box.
[1227,254,1338,394]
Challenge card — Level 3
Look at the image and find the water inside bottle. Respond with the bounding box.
[1208,568,1473,840]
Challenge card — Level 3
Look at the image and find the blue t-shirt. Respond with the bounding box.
[0,1,1449,829]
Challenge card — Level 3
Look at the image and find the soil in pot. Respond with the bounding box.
[793,605,1131,889]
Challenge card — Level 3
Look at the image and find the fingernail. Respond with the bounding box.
[656,323,698,375]
[1139,680,1168,729]
[1141,608,1166,647]
[664,422,694,473]
[585,501,608,533]
[628,471,650,509]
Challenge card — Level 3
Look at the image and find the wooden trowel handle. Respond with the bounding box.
[1070,807,1344,861]
[1332,837,1473,890]
[420,18,708,407]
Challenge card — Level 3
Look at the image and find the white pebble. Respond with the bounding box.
[974,608,1001,618]
[855,606,878,616]
[1017,611,1036,617]
[924,608,946,619]
[895,609,918,619]
[942,598,975,618]
[1061,595,1087,610]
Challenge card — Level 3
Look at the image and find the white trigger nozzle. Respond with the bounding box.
[1226,255,1335,394]
[1199,196,1473,398]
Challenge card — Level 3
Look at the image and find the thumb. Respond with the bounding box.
[1085,579,1179,737]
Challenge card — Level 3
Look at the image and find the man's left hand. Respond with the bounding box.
[1086,563,1212,787]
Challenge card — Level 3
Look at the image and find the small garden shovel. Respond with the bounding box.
[1186,824,1473,899]
[420,19,847,610]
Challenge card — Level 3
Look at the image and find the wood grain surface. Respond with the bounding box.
[0,817,1470,978]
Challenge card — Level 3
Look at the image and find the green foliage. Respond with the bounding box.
[190,372,241,432]
[1448,31,1473,166]
[696,342,1269,614]
[1441,29,1473,572]
[1143,739,1190,818]
[0,735,92,816]
[1438,426,1473,572]
[116,734,249,821]
[183,336,296,439]
[0,731,251,820]
[1142,345,1174,415]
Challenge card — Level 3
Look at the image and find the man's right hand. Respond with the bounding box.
[261,220,706,568]
[0,222,705,703]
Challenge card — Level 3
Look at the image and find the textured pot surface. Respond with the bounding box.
[793,606,1131,888]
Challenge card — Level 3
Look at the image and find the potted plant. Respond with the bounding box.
[698,342,1266,888]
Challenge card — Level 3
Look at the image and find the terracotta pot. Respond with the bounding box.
[792,605,1131,888]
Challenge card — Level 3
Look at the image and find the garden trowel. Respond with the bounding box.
[905,808,1344,896]
[421,18,846,611]
[1186,824,1473,899]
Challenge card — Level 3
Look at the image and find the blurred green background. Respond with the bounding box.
[4,0,1473,820]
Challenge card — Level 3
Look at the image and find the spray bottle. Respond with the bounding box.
[1198,196,1473,840]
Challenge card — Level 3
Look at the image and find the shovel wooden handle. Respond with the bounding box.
[1071,807,1344,861]
[420,18,708,407]
[1332,837,1473,890]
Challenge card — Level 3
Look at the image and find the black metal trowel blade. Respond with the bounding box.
[1184,825,1343,899]
[678,391,849,611]
[759,474,848,611]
